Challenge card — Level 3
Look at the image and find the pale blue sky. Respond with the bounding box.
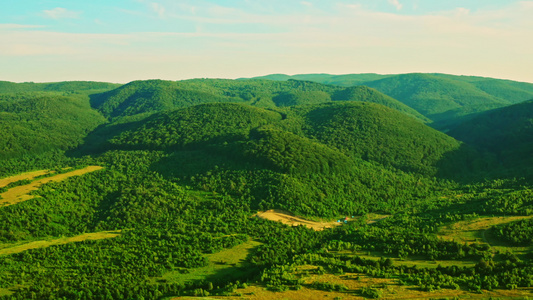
[1,0,532,83]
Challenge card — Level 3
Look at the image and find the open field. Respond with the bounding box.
[438,215,533,244]
[161,239,262,284]
[0,166,103,206]
[0,231,121,256]
[0,169,54,188]
[171,268,533,300]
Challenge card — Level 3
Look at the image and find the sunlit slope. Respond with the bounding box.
[292,102,461,174]
[250,73,533,129]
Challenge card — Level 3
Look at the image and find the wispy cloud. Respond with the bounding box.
[0,24,45,30]
[151,2,166,18]
[43,7,81,20]
[388,0,403,11]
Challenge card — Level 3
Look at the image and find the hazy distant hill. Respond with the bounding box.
[0,81,121,94]
[248,73,391,86]
[249,73,533,130]
[90,78,428,121]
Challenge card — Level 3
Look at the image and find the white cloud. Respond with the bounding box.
[151,2,166,18]
[43,7,81,20]
[388,0,403,11]
[301,1,312,7]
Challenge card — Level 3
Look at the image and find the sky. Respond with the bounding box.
[1,0,532,83]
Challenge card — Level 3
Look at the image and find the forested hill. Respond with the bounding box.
[248,73,533,130]
[0,92,107,159]
[0,81,121,94]
[449,99,533,174]
[96,101,463,176]
[89,79,428,121]
[2,76,533,300]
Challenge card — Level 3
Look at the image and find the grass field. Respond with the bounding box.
[438,215,533,257]
[170,268,533,300]
[0,231,122,256]
[0,169,54,188]
[0,166,103,206]
[161,239,262,285]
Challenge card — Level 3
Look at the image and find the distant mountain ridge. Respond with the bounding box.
[247,73,533,130]
[89,78,428,122]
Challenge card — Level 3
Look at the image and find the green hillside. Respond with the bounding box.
[292,102,461,174]
[250,73,533,130]
[0,81,121,94]
[449,99,533,174]
[0,92,106,159]
[107,103,283,150]
[248,73,391,86]
[90,78,427,121]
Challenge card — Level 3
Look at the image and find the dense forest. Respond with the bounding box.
[0,74,532,299]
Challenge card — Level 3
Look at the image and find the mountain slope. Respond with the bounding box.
[0,92,107,158]
[90,78,428,122]
[249,73,533,130]
[449,99,533,173]
[0,81,120,94]
[292,102,461,174]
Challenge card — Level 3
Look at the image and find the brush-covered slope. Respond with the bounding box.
[449,99,533,170]
[292,102,461,174]
[90,78,428,122]
[0,92,107,158]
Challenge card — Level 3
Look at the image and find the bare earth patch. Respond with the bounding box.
[254,210,342,231]
[0,166,103,207]
[254,210,388,231]
[0,231,121,256]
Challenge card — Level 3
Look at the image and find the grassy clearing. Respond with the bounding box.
[0,169,54,188]
[161,239,261,284]
[0,231,121,256]
[0,166,103,206]
[199,268,533,300]
[438,215,533,256]
[343,250,477,269]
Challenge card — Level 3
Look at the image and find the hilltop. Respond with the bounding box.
[249,73,533,130]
